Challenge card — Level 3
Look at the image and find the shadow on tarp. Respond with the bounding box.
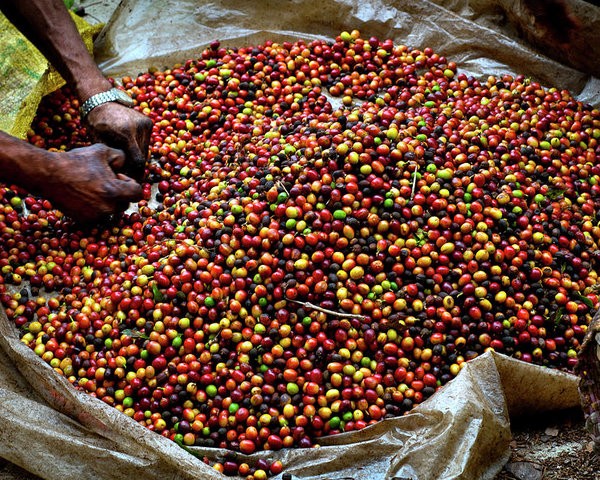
[0,305,580,480]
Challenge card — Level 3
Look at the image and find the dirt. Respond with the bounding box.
[0,463,34,480]
[495,408,600,480]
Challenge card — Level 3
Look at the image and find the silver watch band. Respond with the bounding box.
[80,88,134,118]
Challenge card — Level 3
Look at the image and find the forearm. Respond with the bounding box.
[0,0,111,102]
[0,131,52,193]
[0,0,152,185]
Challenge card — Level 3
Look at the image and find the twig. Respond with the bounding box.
[206,326,222,346]
[410,162,418,200]
[276,180,290,196]
[285,298,365,320]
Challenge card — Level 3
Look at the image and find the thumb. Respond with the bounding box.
[126,140,148,170]
[109,173,143,203]
[106,146,127,171]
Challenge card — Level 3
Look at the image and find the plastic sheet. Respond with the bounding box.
[95,0,600,106]
[0,305,581,480]
[0,0,596,478]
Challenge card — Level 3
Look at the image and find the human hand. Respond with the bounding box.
[86,102,152,181]
[37,144,142,223]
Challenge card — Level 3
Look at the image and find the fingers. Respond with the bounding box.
[124,142,147,180]
[108,173,143,203]
[71,143,127,170]
[90,142,143,181]
[86,105,152,178]
[74,175,140,223]
[88,148,143,206]
[114,175,143,214]
[125,119,153,179]
[106,146,127,170]
[117,173,142,202]
[137,116,153,153]
[42,144,144,224]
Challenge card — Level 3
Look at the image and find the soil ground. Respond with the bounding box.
[496,408,599,480]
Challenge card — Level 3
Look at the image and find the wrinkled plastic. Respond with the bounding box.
[0,1,596,478]
[0,305,581,480]
[576,309,600,450]
[95,0,600,106]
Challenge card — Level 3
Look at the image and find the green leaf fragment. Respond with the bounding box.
[575,292,594,309]
[152,283,165,302]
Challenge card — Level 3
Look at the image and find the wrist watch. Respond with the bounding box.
[80,88,134,118]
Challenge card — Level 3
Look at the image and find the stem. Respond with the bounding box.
[285,298,365,320]
[410,162,418,199]
[277,180,290,196]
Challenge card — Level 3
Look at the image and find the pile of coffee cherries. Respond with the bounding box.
[1,31,600,478]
